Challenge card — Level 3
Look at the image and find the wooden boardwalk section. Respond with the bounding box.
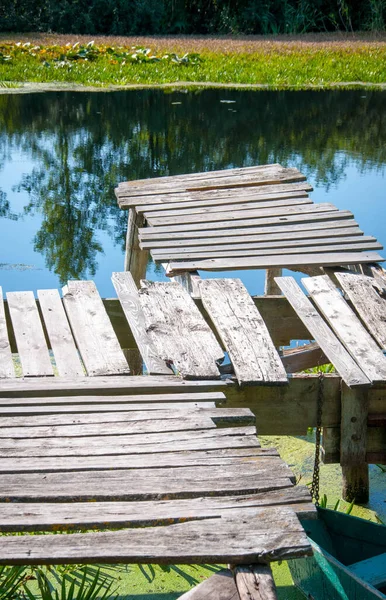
[0,274,317,598]
[115,164,384,276]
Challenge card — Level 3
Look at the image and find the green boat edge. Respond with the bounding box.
[288,507,386,600]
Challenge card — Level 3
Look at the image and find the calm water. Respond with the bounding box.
[0,89,385,297]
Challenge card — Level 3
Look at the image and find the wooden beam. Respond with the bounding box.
[340,384,369,503]
[282,343,328,373]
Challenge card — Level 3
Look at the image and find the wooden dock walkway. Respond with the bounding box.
[115,164,384,278]
[0,273,317,598]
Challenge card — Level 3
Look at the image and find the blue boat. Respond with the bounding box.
[288,507,386,600]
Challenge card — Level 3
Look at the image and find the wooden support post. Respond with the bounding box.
[232,564,278,600]
[124,209,149,286]
[340,383,369,504]
[123,209,148,372]
[264,269,282,296]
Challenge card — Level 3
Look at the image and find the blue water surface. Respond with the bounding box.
[0,89,385,297]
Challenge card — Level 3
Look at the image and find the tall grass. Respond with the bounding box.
[0,41,385,88]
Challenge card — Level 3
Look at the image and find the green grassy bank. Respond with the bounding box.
[1,37,386,89]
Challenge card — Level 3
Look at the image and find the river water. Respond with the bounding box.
[0,89,385,295]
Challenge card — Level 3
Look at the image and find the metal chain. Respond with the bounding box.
[310,371,324,506]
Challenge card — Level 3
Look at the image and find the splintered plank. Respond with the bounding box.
[0,426,259,458]
[112,272,171,375]
[0,287,14,378]
[37,289,84,378]
[0,447,278,474]
[140,221,361,247]
[145,202,334,227]
[302,275,386,384]
[0,506,311,565]
[138,280,224,379]
[6,291,53,377]
[0,487,314,531]
[0,376,227,397]
[116,165,306,198]
[200,279,287,386]
[62,281,129,377]
[167,253,385,276]
[335,272,386,349]
[275,277,370,388]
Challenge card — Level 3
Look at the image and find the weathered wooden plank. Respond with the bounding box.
[150,234,371,257]
[0,416,217,438]
[0,448,279,474]
[168,253,385,276]
[146,202,336,228]
[0,391,224,406]
[0,471,294,503]
[200,279,287,386]
[112,272,171,375]
[0,375,227,397]
[0,407,252,427]
[117,164,301,189]
[137,185,312,212]
[153,241,382,262]
[141,212,355,243]
[0,488,314,531]
[0,401,220,415]
[62,281,130,377]
[0,287,14,378]
[140,222,361,248]
[303,275,386,383]
[282,342,328,373]
[6,291,53,377]
[138,280,224,379]
[233,564,278,600]
[335,272,386,349]
[0,506,311,565]
[179,570,239,600]
[140,206,347,236]
[275,278,370,388]
[117,165,306,197]
[145,197,313,223]
[0,427,259,457]
[37,289,84,378]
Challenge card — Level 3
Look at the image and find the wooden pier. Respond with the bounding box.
[116,163,386,507]
[1,163,386,598]
[0,275,317,599]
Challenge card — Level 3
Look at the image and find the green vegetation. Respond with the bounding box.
[1,0,385,34]
[0,40,385,88]
[0,566,117,600]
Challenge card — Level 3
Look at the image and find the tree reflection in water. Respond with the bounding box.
[0,89,385,284]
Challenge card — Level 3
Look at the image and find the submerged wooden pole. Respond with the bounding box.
[340,383,369,504]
